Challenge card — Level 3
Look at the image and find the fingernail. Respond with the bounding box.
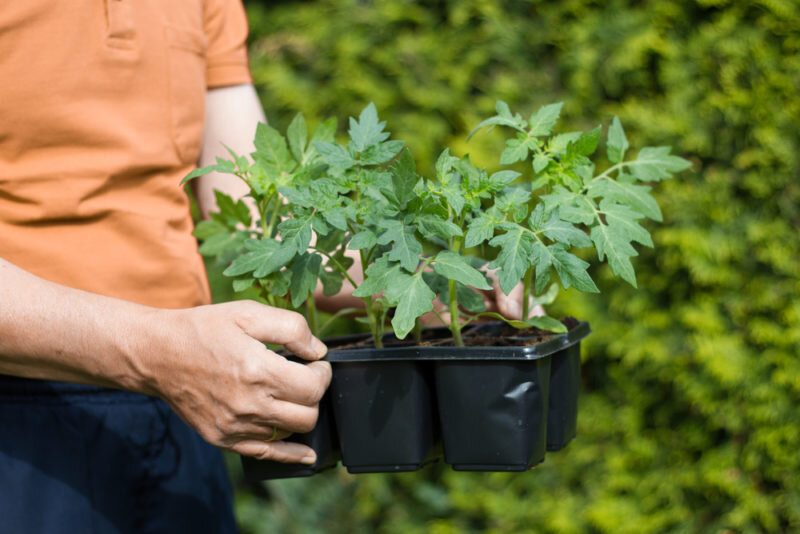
[312,336,327,358]
[300,454,317,465]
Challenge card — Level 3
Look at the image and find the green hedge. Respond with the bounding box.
[226,0,800,532]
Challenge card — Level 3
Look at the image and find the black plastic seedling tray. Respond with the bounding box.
[241,321,590,479]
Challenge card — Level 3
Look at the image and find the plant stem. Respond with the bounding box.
[310,248,359,288]
[265,193,281,237]
[259,197,270,237]
[448,278,464,347]
[362,296,383,349]
[447,222,466,347]
[413,318,423,343]
[522,266,533,321]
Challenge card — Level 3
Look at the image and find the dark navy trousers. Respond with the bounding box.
[0,376,238,533]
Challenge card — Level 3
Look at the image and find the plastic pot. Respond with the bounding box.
[435,357,551,470]
[328,360,439,473]
[325,321,590,473]
[546,343,581,451]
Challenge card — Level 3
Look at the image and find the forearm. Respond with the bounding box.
[0,258,156,392]
[193,84,267,219]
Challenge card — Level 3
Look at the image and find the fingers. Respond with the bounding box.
[266,356,332,406]
[220,426,293,444]
[233,301,327,361]
[494,280,524,319]
[488,280,547,320]
[529,304,546,318]
[231,439,319,464]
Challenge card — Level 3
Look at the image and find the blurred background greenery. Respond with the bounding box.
[209,0,800,532]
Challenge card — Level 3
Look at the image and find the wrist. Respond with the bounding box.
[112,306,178,397]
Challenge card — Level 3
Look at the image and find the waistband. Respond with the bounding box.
[0,374,154,405]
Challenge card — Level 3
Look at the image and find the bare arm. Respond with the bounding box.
[193,84,266,219]
[0,258,330,462]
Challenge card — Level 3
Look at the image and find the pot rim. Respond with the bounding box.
[323,321,591,362]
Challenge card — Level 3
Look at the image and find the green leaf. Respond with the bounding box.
[532,282,559,307]
[548,132,582,155]
[313,141,355,169]
[223,145,250,171]
[477,312,568,334]
[254,242,297,278]
[488,170,520,191]
[496,188,531,215]
[193,220,228,240]
[601,200,653,248]
[533,154,550,174]
[252,122,295,176]
[530,241,553,295]
[542,187,595,225]
[435,148,459,180]
[310,117,337,145]
[263,270,291,298]
[214,156,237,174]
[590,220,639,287]
[321,207,348,231]
[348,102,390,152]
[385,273,436,339]
[549,245,599,293]
[467,100,527,139]
[350,230,377,250]
[278,215,314,255]
[181,164,220,185]
[315,229,344,254]
[488,224,534,295]
[212,190,251,228]
[320,267,345,297]
[433,251,492,290]
[223,238,280,277]
[455,284,486,313]
[465,210,498,247]
[377,220,423,272]
[629,147,692,182]
[278,186,313,208]
[287,113,307,163]
[423,272,485,313]
[361,140,405,165]
[198,231,244,256]
[289,253,322,308]
[352,256,404,297]
[387,149,418,209]
[606,116,629,163]
[311,213,330,236]
[525,315,569,333]
[572,125,602,156]
[441,183,466,217]
[500,138,529,164]
[528,102,563,136]
[587,178,662,221]
[529,205,592,248]
[416,214,463,241]
[232,278,255,293]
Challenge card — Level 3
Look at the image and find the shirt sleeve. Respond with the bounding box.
[203,0,252,88]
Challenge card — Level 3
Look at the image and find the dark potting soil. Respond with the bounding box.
[326,317,579,351]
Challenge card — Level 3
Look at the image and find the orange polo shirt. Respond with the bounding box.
[0,0,251,308]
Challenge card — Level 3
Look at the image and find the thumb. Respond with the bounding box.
[232,301,327,361]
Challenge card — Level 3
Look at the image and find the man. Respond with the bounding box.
[0,1,330,532]
[0,1,529,531]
